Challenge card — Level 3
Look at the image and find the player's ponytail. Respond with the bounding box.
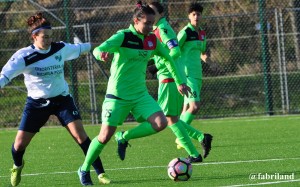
[27,12,51,34]
[133,1,155,20]
[149,1,164,14]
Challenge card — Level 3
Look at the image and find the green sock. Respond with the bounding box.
[169,121,199,157]
[180,120,204,142]
[180,111,195,125]
[81,137,105,171]
[123,122,157,140]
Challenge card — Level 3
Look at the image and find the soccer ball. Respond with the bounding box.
[167,157,192,181]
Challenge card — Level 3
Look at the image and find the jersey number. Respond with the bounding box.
[104,109,112,118]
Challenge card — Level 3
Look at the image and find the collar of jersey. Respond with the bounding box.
[32,44,51,54]
[187,22,203,31]
[129,24,146,39]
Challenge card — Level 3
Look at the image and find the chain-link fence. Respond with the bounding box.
[1,0,300,127]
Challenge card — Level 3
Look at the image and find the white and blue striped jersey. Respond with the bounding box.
[0,42,91,99]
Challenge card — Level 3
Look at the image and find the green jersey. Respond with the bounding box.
[153,17,184,82]
[93,24,185,100]
[177,23,207,79]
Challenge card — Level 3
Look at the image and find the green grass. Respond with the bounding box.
[0,115,300,186]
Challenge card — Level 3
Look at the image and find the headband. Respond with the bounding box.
[31,26,52,34]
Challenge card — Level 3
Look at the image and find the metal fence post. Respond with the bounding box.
[275,8,285,113]
[278,9,290,113]
[84,23,98,125]
[63,0,79,106]
[259,0,274,115]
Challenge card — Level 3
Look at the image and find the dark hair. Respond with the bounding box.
[27,12,51,34]
[188,2,203,14]
[149,1,164,14]
[133,1,155,20]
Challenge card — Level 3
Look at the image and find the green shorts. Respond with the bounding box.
[101,93,162,126]
[184,77,202,105]
[158,81,183,116]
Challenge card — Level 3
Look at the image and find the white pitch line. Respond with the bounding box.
[220,179,300,187]
[0,157,299,178]
[200,115,300,124]
[193,157,300,166]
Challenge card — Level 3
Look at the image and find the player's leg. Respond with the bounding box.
[11,131,35,187]
[179,120,204,142]
[116,94,167,160]
[172,78,198,149]
[65,120,110,184]
[167,116,203,162]
[180,77,202,125]
[121,95,167,138]
[115,111,167,160]
[158,82,202,161]
[180,121,213,158]
[78,97,129,185]
[11,97,51,186]
[178,78,213,158]
[56,95,110,184]
[180,101,200,123]
[78,124,116,185]
[119,111,166,139]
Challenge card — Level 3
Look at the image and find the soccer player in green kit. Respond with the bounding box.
[77,1,190,185]
[147,1,209,163]
[176,2,213,154]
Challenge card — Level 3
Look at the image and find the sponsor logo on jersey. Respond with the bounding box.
[41,100,50,107]
[128,41,140,45]
[73,110,79,115]
[139,51,148,58]
[27,53,38,60]
[55,55,62,62]
[148,41,153,48]
[35,65,64,77]
[163,29,168,34]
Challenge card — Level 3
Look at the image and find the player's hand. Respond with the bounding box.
[100,52,109,62]
[201,53,208,63]
[177,83,191,97]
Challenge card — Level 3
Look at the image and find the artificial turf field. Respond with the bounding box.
[0,115,299,187]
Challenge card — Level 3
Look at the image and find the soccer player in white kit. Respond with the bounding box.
[0,12,110,186]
